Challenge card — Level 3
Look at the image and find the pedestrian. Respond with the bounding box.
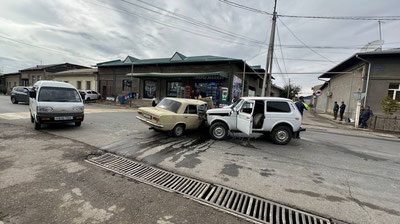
[339,101,346,121]
[359,106,365,125]
[295,96,310,116]
[152,95,157,107]
[333,101,339,120]
[359,106,374,128]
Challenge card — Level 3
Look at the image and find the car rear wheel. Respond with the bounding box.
[34,121,41,130]
[270,125,292,145]
[75,121,82,127]
[11,97,18,104]
[209,122,228,140]
[172,124,185,137]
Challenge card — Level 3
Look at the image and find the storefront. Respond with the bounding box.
[127,72,231,105]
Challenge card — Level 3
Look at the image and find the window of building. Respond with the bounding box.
[86,81,91,90]
[388,83,400,102]
[38,76,41,81]
[167,82,183,97]
[267,101,291,113]
[77,81,82,89]
[122,80,131,91]
[184,105,198,114]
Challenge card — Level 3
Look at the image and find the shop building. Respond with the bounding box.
[97,52,274,105]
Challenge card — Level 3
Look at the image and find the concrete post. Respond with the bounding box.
[355,100,361,128]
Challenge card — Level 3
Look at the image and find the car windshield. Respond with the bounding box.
[232,99,244,111]
[156,99,182,113]
[38,87,81,102]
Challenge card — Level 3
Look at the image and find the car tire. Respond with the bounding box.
[172,124,185,137]
[75,121,82,127]
[87,97,90,101]
[270,125,292,145]
[209,122,229,140]
[11,97,18,104]
[34,121,41,130]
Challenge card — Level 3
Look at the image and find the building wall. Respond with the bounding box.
[53,75,98,91]
[5,75,21,94]
[315,64,365,118]
[365,57,400,115]
[97,62,262,101]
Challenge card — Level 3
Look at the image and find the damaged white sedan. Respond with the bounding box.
[206,97,303,145]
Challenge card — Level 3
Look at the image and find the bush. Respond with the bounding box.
[381,96,400,115]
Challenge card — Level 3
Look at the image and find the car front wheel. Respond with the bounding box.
[270,125,292,145]
[172,124,185,137]
[209,122,228,140]
[11,97,18,104]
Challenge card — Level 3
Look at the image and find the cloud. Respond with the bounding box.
[0,0,399,95]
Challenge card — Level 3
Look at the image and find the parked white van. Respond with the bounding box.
[206,97,303,145]
[29,81,84,130]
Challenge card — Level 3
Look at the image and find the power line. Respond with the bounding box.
[0,34,103,62]
[87,0,267,48]
[217,0,400,21]
[275,24,289,81]
[278,18,335,63]
[126,0,266,45]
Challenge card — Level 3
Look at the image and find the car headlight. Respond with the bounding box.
[73,106,84,112]
[37,106,54,112]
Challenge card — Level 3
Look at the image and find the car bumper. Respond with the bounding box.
[136,116,164,128]
[36,113,84,124]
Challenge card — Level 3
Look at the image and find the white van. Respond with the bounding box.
[206,97,303,145]
[29,81,84,130]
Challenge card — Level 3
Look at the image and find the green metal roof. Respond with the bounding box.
[97,54,241,67]
[127,72,225,78]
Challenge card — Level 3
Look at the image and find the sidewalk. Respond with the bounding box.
[302,110,400,140]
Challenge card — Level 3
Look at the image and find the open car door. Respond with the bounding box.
[237,100,254,135]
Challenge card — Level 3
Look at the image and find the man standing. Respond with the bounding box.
[333,101,339,120]
[359,106,374,128]
[339,101,346,121]
[295,96,310,116]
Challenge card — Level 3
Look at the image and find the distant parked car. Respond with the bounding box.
[10,86,31,104]
[136,98,210,137]
[80,90,101,101]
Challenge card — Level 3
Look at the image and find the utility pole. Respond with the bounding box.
[261,0,278,97]
[242,60,246,97]
[287,79,290,99]
[129,62,133,107]
[378,20,382,41]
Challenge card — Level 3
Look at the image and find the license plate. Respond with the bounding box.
[143,113,152,119]
[54,116,73,121]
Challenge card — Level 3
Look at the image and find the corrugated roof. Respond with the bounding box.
[127,72,224,78]
[97,54,241,67]
[319,50,400,79]
[54,68,97,75]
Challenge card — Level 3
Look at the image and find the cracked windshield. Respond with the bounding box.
[0,0,399,224]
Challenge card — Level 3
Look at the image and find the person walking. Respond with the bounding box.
[151,95,157,107]
[359,106,374,128]
[339,101,346,121]
[333,101,339,120]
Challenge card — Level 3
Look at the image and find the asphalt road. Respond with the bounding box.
[1,95,400,224]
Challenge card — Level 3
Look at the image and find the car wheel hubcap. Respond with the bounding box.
[214,126,225,138]
[276,130,288,142]
[175,126,183,136]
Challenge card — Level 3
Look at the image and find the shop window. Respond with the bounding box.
[167,82,183,97]
[388,83,400,102]
[184,105,197,114]
[86,81,91,90]
[122,80,131,91]
[267,101,291,113]
[77,81,82,89]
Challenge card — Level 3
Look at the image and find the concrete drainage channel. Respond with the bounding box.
[87,153,336,224]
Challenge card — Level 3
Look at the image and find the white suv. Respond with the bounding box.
[206,97,303,145]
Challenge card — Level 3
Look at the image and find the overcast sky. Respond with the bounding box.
[1,0,399,94]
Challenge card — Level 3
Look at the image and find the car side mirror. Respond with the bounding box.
[29,90,36,98]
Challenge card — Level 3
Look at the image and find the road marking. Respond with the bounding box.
[0,108,137,120]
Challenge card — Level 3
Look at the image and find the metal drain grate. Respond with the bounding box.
[87,153,333,224]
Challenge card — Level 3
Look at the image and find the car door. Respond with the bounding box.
[236,100,255,135]
[22,88,29,102]
[183,104,199,129]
